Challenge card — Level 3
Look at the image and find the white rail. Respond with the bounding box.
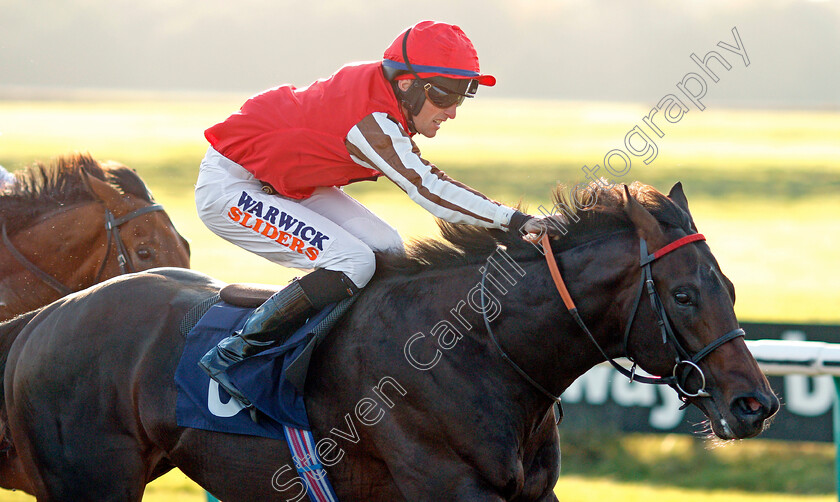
[746,339,840,377]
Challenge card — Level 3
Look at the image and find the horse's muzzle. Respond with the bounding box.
[728,391,780,438]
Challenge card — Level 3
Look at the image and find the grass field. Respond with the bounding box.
[0,437,835,502]
[2,94,837,322]
[0,94,838,500]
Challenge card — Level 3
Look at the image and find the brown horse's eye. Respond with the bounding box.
[136,248,153,261]
[674,292,692,305]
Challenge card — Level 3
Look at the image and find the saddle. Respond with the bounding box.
[176,282,348,499]
[178,282,357,418]
[219,282,282,308]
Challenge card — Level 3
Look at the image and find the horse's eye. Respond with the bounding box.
[674,292,692,305]
[136,248,153,261]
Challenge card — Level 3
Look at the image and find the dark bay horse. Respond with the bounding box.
[0,154,190,320]
[0,182,777,501]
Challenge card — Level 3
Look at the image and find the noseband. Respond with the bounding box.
[2,203,164,296]
[481,232,744,404]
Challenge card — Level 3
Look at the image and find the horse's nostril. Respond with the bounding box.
[733,394,778,421]
[740,397,762,414]
[733,396,763,419]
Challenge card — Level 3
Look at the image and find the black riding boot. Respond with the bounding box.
[198,269,359,407]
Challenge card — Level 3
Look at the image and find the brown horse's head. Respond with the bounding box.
[0,154,190,319]
[79,159,191,275]
[620,182,778,440]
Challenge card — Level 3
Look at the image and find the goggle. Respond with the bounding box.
[400,27,479,109]
[423,79,479,108]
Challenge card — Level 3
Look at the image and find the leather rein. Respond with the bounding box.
[481,232,745,405]
[2,203,164,296]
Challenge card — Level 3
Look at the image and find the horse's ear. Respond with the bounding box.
[101,162,155,203]
[82,168,124,208]
[667,182,698,232]
[622,184,667,250]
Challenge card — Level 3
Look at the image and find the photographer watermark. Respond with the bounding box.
[580,26,749,187]
[271,375,408,499]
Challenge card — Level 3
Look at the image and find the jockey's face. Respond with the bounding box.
[398,79,457,138]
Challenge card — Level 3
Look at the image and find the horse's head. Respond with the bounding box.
[80,161,191,274]
[619,182,778,440]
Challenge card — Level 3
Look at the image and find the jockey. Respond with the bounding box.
[196,20,540,406]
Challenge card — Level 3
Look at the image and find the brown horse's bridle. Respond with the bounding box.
[1,203,165,297]
[481,232,745,404]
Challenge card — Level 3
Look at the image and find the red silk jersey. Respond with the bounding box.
[205,62,409,199]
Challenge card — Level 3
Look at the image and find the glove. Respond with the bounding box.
[508,211,543,236]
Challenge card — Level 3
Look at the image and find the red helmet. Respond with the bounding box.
[382,21,496,86]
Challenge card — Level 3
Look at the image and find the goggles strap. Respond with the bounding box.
[400,29,471,98]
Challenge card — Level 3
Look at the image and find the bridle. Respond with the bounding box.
[2,202,165,297]
[619,234,744,398]
[481,232,745,405]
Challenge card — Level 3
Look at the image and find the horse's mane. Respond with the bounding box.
[0,153,155,236]
[375,181,694,278]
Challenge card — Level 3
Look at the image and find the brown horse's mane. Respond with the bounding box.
[0,153,155,236]
[375,181,694,278]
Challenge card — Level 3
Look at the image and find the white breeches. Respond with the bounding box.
[195,148,403,288]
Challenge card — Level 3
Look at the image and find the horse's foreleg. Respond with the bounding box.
[13,421,147,502]
[517,408,561,502]
[0,447,35,495]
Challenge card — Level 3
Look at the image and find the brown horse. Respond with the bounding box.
[0,182,777,501]
[0,154,191,320]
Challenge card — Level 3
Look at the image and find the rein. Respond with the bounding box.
[481,269,562,404]
[481,232,745,404]
[1,203,164,296]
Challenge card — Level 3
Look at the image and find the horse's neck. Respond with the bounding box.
[484,236,640,399]
[314,240,638,427]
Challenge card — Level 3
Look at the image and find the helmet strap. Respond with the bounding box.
[390,80,423,134]
[389,27,471,134]
[403,80,426,116]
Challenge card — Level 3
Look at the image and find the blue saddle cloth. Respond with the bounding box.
[175,300,350,437]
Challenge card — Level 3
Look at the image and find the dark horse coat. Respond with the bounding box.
[0,182,777,501]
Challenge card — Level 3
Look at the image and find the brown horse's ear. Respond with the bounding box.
[667,182,698,232]
[622,184,667,250]
[82,169,125,209]
[101,161,155,203]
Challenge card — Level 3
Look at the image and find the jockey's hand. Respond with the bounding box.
[508,211,544,238]
[520,217,545,235]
